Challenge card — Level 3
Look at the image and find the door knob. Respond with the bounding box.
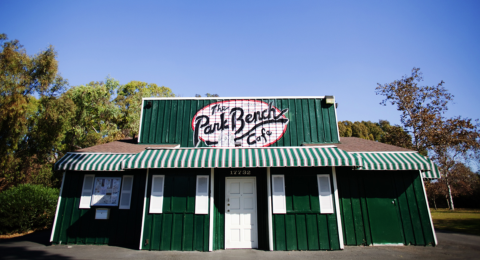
[392,201,395,204]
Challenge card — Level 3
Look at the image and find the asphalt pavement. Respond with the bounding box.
[1,229,479,260]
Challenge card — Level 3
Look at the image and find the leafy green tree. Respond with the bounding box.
[0,33,68,188]
[378,120,413,149]
[338,120,412,149]
[115,81,175,139]
[61,79,123,153]
[195,93,219,97]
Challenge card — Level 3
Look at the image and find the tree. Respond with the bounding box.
[378,120,413,149]
[377,67,480,210]
[195,93,219,97]
[115,81,175,139]
[426,163,480,209]
[376,67,453,155]
[61,79,123,154]
[338,120,412,150]
[0,33,69,188]
[428,117,480,210]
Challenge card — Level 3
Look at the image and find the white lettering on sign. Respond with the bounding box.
[192,100,289,147]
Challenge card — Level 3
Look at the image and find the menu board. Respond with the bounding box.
[91,177,122,206]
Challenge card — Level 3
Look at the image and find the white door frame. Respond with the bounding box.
[225,176,258,249]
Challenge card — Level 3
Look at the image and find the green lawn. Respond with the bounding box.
[430,208,480,236]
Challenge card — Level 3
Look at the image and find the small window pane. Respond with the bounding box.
[198,177,208,193]
[319,176,330,193]
[153,177,164,193]
[273,177,284,193]
[123,177,133,191]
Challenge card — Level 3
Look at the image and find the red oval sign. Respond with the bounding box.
[192,100,289,147]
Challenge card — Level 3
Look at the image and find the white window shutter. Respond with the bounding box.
[271,175,286,214]
[149,175,165,214]
[317,174,334,214]
[195,175,209,214]
[119,175,134,209]
[79,174,95,209]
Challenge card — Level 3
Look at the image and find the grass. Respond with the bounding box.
[430,208,480,236]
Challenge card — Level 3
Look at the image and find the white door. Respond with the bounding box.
[225,177,258,249]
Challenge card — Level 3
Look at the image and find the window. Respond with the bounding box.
[79,174,95,209]
[271,175,286,214]
[317,174,334,214]
[119,175,134,209]
[149,175,165,213]
[195,175,209,214]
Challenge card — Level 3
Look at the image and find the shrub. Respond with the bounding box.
[0,184,59,235]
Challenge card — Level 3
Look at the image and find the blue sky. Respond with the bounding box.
[2,0,479,125]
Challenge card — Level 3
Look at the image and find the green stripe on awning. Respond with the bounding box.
[122,147,363,169]
[55,153,135,171]
[352,152,441,179]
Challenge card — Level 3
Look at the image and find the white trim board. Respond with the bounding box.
[145,145,339,150]
[142,96,328,101]
[50,172,66,242]
[139,169,149,250]
[267,168,274,251]
[419,170,438,246]
[209,168,215,252]
[332,167,344,249]
[137,97,146,142]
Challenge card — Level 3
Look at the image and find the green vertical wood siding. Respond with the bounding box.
[141,169,210,251]
[52,170,146,248]
[212,168,269,250]
[139,98,339,146]
[336,168,435,246]
[270,167,341,251]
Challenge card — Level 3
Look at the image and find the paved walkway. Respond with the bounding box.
[1,229,479,260]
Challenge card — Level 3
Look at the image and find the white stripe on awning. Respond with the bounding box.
[54,153,135,171]
[123,147,363,169]
[352,152,441,179]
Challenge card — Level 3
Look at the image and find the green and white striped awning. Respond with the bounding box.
[352,152,441,179]
[122,147,363,169]
[55,153,135,171]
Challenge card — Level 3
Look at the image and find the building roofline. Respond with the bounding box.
[142,96,328,101]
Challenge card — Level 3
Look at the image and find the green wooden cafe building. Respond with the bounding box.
[50,96,440,251]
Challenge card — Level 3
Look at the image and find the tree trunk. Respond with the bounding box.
[445,195,450,209]
[433,195,437,210]
[446,177,455,210]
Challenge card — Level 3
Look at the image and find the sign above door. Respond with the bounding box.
[192,100,289,147]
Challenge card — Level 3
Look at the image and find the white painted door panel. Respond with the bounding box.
[225,177,258,249]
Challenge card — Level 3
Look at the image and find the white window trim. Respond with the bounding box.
[79,174,95,209]
[195,175,210,214]
[271,174,286,214]
[149,175,165,214]
[317,174,334,214]
[119,175,134,210]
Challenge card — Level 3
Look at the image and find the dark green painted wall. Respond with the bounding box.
[141,169,210,251]
[271,167,341,251]
[52,170,146,248]
[336,168,435,246]
[139,98,339,146]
